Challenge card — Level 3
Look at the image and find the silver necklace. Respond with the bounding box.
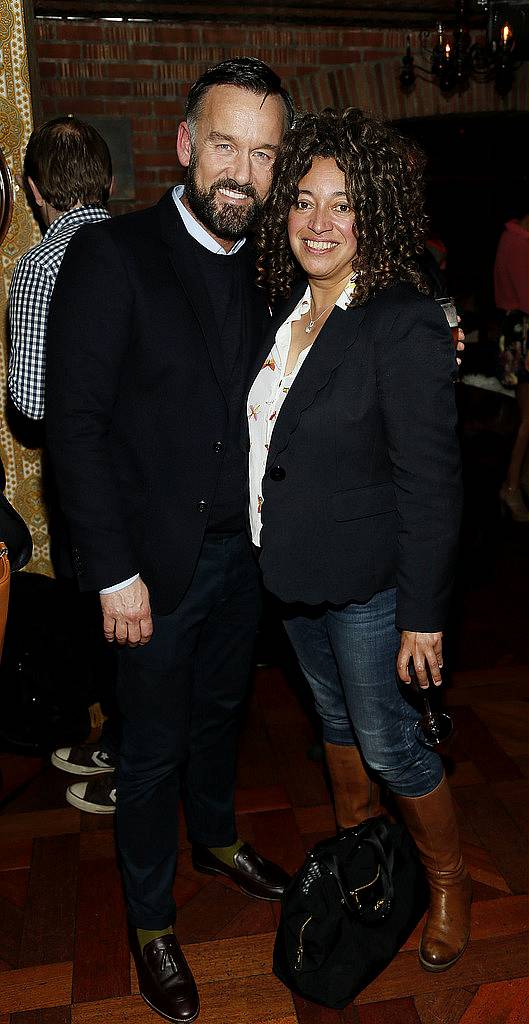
[305,300,334,334]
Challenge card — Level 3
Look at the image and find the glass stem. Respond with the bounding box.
[422,695,433,717]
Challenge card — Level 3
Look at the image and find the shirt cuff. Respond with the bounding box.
[100,573,140,595]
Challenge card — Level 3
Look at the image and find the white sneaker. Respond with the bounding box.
[66,776,117,814]
[52,742,118,775]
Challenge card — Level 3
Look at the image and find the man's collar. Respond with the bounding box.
[172,184,246,256]
[43,204,109,241]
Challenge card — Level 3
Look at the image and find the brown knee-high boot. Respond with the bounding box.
[395,775,472,972]
[324,742,383,829]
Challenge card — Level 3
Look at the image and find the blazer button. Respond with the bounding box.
[270,465,286,481]
[214,441,223,453]
[197,500,207,513]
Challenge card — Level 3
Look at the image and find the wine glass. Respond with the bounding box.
[408,658,454,750]
[435,296,461,383]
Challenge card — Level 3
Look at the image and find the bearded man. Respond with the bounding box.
[45,58,294,1024]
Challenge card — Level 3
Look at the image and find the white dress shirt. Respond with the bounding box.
[171,184,246,255]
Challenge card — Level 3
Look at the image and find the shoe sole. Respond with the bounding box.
[51,752,115,776]
[66,790,116,814]
[192,861,282,901]
[139,989,200,1023]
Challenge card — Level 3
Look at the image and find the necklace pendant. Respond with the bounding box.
[305,321,314,334]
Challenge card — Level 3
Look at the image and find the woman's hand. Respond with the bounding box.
[397,630,443,688]
[456,318,465,366]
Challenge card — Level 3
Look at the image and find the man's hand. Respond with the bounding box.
[100,577,153,647]
[397,630,443,688]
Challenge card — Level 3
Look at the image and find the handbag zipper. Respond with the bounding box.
[295,915,312,971]
[0,542,9,580]
[349,864,381,907]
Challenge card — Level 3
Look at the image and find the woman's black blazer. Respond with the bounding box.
[250,281,463,632]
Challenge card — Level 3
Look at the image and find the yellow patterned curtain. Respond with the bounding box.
[1,0,51,575]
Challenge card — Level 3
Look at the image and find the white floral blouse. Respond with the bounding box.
[248,281,354,546]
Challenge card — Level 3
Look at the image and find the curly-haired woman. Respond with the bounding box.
[247,108,471,972]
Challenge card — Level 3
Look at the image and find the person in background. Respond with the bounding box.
[8,116,121,808]
[422,233,449,298]
[494,207,529,521]
[45,59,293,1024]
[250,107,471,974]
[9,116,112,421]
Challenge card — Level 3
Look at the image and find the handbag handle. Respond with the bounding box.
[0,541,11,663]
[319,820,395,922]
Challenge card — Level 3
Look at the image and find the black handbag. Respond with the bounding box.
[0,573,91,753]
[273,815,428,1009]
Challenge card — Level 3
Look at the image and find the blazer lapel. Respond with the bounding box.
[157,190,227,397]
[248,280,307,389]
[238,244,271,377]
[268,301,368,461]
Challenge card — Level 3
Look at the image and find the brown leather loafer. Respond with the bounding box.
[130,931,199,1023]
[192,842,290,900]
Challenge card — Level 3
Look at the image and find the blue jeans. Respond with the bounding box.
[283,588,443,798]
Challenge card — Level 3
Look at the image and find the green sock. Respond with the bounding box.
[208,838,244,866]
[137,927,172,953]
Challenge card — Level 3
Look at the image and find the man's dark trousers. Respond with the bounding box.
[115,531,261,929]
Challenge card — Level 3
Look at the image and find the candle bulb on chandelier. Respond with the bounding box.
[399,2,519,97]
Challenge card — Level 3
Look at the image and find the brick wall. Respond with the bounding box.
[35,17,528,214]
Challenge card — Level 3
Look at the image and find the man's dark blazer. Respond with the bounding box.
[252,281,463,632]
[45,189,269,615]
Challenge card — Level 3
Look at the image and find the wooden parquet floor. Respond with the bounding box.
[0,525,527,1024]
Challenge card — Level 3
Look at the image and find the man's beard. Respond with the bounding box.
[184,157,264,241]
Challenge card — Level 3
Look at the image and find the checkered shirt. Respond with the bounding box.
[8,205,110,420]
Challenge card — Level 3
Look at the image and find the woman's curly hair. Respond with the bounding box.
[256,107,429,308]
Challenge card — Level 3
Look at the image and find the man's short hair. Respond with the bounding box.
[184,56,295,137]
[24,115,112,211]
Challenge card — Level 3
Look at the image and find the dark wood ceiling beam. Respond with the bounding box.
[33,1,484,29]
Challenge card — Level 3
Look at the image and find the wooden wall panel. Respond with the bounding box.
[0,0,50,573]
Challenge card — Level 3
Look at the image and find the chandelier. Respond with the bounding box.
[399,0,528,96]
